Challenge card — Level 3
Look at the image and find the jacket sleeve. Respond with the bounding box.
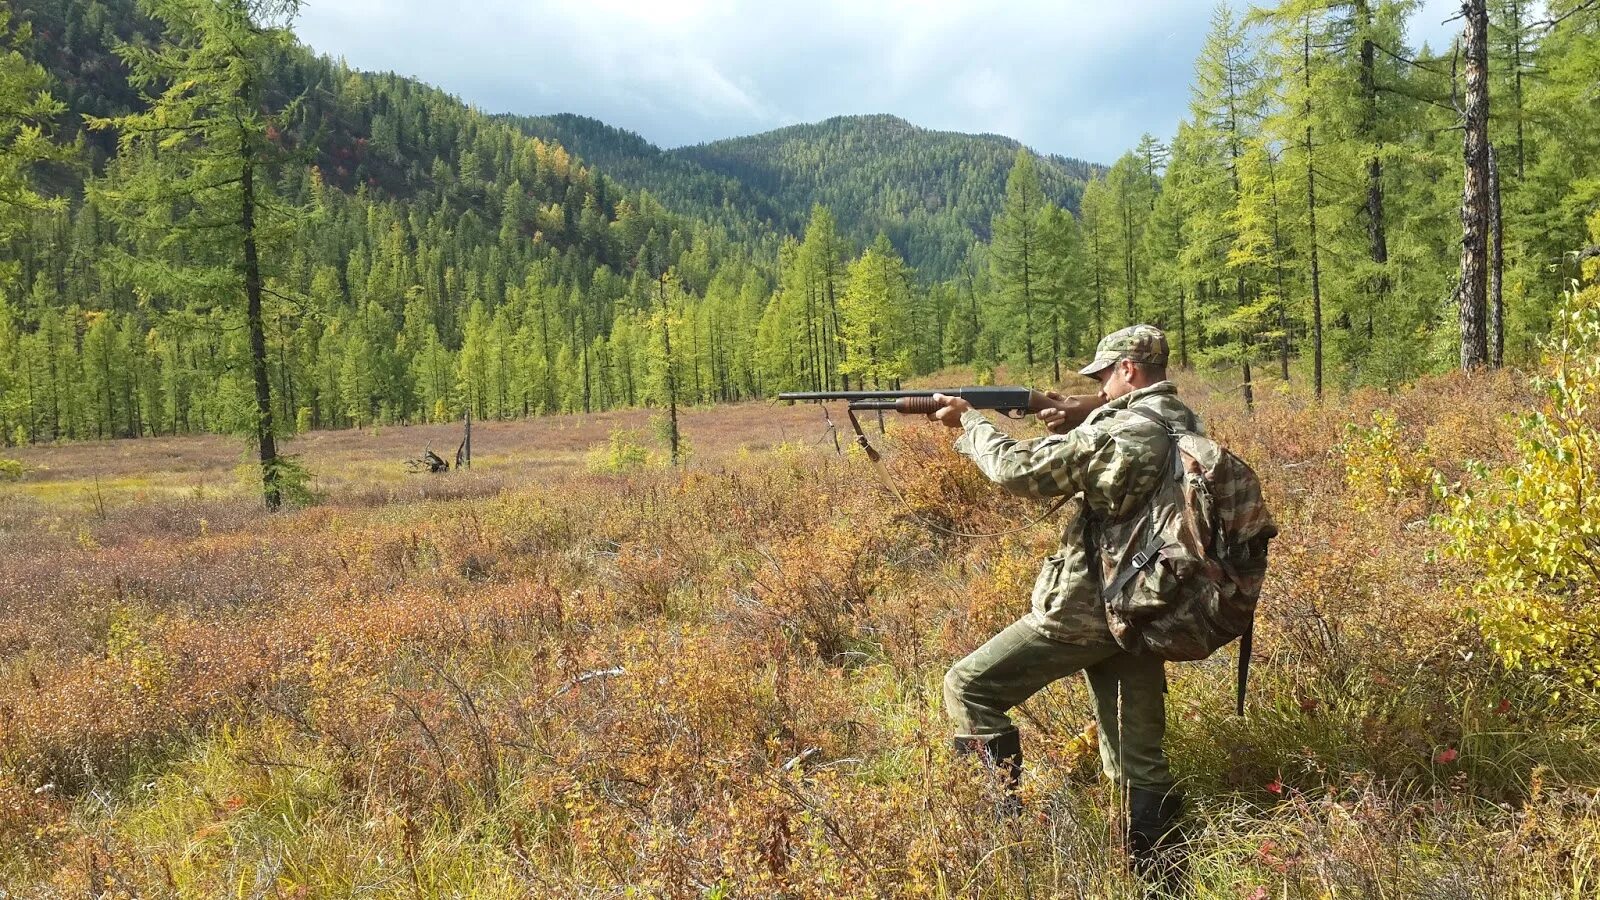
[953,410,1112,499]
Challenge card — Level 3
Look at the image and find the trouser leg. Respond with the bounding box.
[1084,649,1173,792]
[943,617,1120,740]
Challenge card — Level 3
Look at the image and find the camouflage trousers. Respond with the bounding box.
[943,617,1173,792]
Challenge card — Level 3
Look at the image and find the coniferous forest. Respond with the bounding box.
[2,0,1599,500]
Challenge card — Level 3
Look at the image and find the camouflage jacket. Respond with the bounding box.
[953,382,1203,645]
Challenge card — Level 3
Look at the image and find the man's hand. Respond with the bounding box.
[1036,390,1075,434]
[929,393,971,428]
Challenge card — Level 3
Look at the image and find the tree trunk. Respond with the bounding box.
[1177,283,1188,369]
[1305,24,1324,400]
[1510,0,1526,178]
[242,155,280,509]
[1091,222,1105,339]
[1489,143,1505,368]
[1267,153,1291,382]
[659,273,680,464]
[1123,203,1137,323]
[1238,277,1253,413]
[1022,242,1035,368]
[1458,0,1491,370]
[1051,309,1061,383]
[1355,1,1391,308]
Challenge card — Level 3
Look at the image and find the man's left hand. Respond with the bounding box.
[930,393,972,428]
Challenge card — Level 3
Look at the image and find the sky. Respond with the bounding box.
[293,0,1466,166]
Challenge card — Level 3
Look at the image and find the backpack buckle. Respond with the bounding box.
[1131,550,1151,569]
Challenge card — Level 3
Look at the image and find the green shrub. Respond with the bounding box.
[586,427,651,474]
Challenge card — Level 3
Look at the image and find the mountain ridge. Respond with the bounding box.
[509,111,1100,278]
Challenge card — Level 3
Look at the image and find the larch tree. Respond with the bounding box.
[0,8,66,250]
[88,0,306,508]
[0,9,67,446]
[1078,177,1112,341]
[838,234,913,389]
[1187,2,1269,408]
[990,148,1046,372]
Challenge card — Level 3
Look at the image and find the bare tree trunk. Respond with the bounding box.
[1177,284,1188,369]
[1305,23,1324,401]
[659,272,681,464]
[1267,152,1291,381]
[242,153,280,509]
[1458,0,1491,370]
[1489,143,1505,368]
[1355,1,1391,310]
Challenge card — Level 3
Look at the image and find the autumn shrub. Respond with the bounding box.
[1437,282,1600,699]
[584,426,651,473]
[1340,408,1435,515]
[7,367,1600,898]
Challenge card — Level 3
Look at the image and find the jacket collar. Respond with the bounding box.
[1105,380,1177,411]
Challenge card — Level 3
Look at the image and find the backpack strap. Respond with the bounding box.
[1236,625,1252,716]
[1125,404,1174,434]
[1100,532,1166,605]
[1099,404,1183,607]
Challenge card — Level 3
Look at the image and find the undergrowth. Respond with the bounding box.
[1,365,1597,898]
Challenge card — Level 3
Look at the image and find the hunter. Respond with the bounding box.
[930,323,1193,883]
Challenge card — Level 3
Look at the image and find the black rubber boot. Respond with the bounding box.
[952,731,1023,816]
[1127,786,1187,896]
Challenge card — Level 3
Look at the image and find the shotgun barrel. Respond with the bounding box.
[778,386,1104,430]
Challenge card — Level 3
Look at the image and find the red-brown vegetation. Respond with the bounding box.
[2,371,1597,897]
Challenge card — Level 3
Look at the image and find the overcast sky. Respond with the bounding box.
[293,0,1466,165]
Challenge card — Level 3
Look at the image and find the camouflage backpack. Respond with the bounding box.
[1095,407,1277,713]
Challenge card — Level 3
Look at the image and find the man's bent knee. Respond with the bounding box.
[942,664,972,723]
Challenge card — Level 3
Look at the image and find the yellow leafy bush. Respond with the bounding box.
[1340,409,1433,515]
[1437,284,1600,692]
[584,426,651,474]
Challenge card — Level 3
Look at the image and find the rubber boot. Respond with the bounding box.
[1127,786,1187,896]
[952,730,1023,816]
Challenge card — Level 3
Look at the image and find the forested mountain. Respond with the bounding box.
[676,115,1098,278]
[508,112,1098,280]
[502,113,792,251]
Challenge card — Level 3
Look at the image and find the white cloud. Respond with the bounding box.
[291,0,1471,163]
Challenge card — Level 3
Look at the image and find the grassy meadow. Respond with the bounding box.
[2,371,1598,898]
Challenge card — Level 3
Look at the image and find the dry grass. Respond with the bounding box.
[2,370,1598,898]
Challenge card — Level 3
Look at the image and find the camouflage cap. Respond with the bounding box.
[1077,324,1170,377]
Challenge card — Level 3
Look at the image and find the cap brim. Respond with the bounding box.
[1077,358,1115,377]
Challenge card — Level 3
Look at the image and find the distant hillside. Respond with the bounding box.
[502,112,793,248]
[674,115,1098,277]
[510,113,1100,280]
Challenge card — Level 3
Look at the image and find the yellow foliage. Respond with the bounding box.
[1437,284,1600,692]
[1340,409,1433,514]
